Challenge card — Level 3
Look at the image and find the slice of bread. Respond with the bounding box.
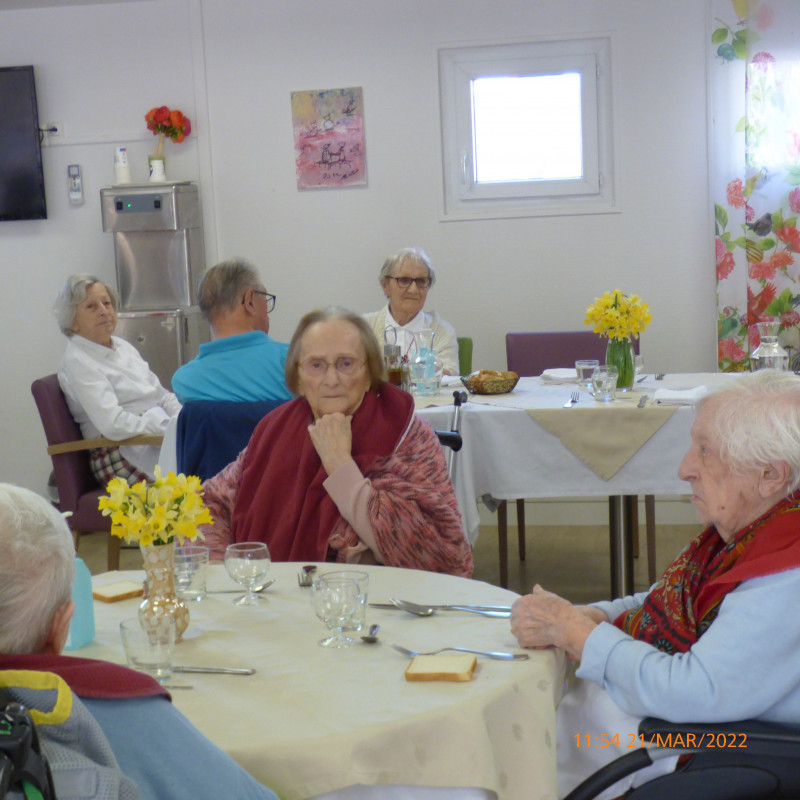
[92,579,144,603]
[405,654,477,682]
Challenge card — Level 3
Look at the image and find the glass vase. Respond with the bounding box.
[139,541,189,643]
[606,338,635,391]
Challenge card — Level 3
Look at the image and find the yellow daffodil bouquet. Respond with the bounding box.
[585,290,652,341]
[98,467,212,547]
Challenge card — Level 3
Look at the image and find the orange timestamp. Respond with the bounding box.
[574,732,748,749]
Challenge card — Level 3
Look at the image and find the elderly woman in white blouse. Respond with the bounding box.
[53,274,181,484]
[363,247,459,375]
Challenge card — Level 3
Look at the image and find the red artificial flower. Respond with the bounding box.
[144,105,191,143]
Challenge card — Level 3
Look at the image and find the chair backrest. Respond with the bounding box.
[506,331,639,377]
[31,374,98,514]
[176,399,288,481]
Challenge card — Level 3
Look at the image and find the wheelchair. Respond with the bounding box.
[564,716,800,800]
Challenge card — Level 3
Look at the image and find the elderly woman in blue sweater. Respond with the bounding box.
[511,370,800,799]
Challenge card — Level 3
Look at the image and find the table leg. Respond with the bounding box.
[608,496,635,598]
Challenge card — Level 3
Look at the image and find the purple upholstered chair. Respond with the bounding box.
[31,374,162,571]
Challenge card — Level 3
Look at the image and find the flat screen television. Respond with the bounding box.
[0,65,47,221]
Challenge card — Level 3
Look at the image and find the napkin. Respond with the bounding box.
[540,368,577,384]
[653,386,708,406]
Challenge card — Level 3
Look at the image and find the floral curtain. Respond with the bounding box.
[711,0,800,370]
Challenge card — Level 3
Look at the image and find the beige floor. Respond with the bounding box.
[78,520,701,604]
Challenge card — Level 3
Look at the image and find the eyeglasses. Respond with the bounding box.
[388,276,431,290]
[298,356,365,378]
[244,289,276,313]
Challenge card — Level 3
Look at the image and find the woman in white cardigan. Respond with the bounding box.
[53,274,181,484]
[363,247,458,375]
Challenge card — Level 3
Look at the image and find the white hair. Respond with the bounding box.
[53,273,118,337]
[378,247,436,288]
[699,370,800,492]
[0,484,75,653]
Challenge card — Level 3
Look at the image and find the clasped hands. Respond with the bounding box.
[510,585,608,661]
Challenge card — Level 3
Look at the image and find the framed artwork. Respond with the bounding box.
[291,87,367,189]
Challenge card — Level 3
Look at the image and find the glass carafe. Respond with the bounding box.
[750,322,788,371]
[411,329,442,396]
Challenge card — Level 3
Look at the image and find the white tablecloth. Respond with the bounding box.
[77,563,566,800]
[419,373,737,545]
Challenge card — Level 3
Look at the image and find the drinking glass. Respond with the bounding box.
[634,354,645,378]
[174,545,209,601]
[120,617,176,684]
[591,365,619,402]
[224,542,271,606]
[319,570,369,633]
[575,359,600,389]
[310,574,360,648]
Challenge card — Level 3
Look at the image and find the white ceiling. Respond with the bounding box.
[0,0,147,9]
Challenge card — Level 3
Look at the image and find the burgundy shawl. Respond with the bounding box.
[231,382,414,561]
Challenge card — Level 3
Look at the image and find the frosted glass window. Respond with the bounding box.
[472,74,583,183]
[438,38,616,220]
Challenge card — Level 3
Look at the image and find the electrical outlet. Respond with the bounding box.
[41,121,63,146]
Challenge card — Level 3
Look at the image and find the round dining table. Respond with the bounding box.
[77,562,566,800]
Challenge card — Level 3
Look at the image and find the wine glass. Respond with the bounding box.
[224,542,270,606]
[310,575,360,648]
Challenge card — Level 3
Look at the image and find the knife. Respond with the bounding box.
[368,603,511,613]
[172,666,255,675]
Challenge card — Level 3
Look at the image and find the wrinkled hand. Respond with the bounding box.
[510,585,599,661]
[308,413,355,475]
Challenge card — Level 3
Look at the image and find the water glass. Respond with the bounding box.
[310,574,361,648]
[591,365,619,402]
[174,545,209,601]
[575,359,600,389]
[120,617,176,684]
[224,542,271,606]
[319,570,369,632]
[634,354,645,377]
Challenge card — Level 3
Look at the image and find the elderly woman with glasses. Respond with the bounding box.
[199,306,472,575]
[510,370,800,799]
[363,247,459,375]
[54,274,181,485]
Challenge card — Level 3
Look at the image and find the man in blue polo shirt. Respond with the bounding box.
[172,258,294,403]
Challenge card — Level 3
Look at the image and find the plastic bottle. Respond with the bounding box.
[65,557,95,650]
[412,329,438,396]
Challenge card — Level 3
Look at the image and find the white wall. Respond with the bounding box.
[0,0,715,495]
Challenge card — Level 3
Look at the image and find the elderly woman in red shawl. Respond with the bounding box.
[510,370,800,799]
[199,307,472,576]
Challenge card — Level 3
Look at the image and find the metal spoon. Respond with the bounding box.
[361,624,380,643]
[389,598,511,618]
[209,579,275,594]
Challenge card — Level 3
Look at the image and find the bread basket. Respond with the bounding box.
[462,370,520,395]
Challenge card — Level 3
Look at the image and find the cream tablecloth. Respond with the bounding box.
[76,563,566,800]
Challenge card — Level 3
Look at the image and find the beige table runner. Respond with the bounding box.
[528,405,677,480]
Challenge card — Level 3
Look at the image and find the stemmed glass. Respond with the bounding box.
[310,574,360,648]
[224,542,270,606]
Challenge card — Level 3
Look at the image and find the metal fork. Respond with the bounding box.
[563,391,580,408]
[390,643,529,661]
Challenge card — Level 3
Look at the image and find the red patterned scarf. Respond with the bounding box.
[614,492,800,653]
[231,383,414,562]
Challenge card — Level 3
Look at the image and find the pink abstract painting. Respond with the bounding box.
[291,87,367,189]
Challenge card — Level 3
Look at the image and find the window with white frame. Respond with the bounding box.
[438,37,616,220]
